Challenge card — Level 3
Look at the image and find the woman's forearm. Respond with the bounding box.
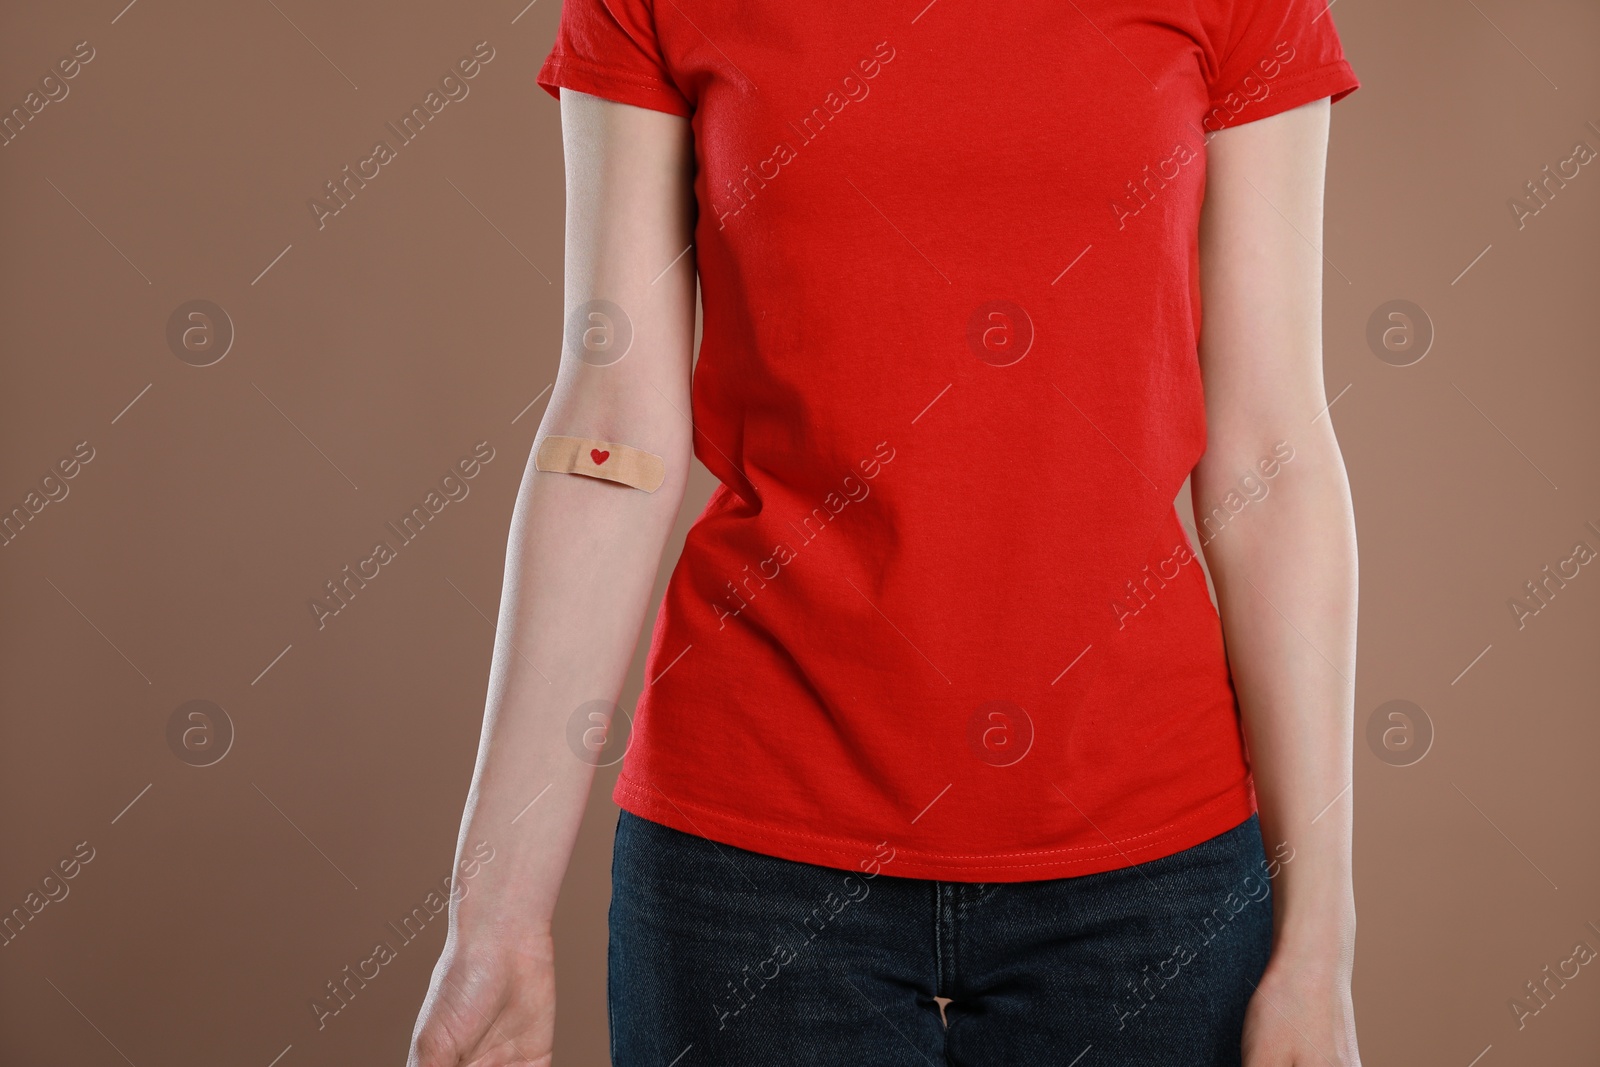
[1194,426,1358,965]
[448,432,689,933]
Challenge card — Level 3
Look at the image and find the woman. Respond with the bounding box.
[409,0,1361,1063]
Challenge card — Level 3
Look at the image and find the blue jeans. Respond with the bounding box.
[608,809,1276,1066]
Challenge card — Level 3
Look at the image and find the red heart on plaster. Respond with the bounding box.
[590,449,610,465]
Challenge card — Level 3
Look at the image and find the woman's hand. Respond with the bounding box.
[407,921,557,1067]
[1241,952,1360,1067]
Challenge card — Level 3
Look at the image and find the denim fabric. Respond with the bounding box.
[608,809,1275,1066]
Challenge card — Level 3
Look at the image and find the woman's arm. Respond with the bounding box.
[1193,97,1361,1067]
[408,89,696,1067]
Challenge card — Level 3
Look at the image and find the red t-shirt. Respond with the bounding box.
[538,0,1358,881]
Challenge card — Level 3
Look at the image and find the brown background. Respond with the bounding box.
[2,1,1597,1064]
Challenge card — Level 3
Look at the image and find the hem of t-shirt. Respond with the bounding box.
[536,51,692,119]
[1205,58,1360,132]
[612,772,1259,883]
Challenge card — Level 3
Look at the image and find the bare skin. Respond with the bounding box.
[406,90,696,1067]
[406,90,1361,1067]
[1196,98,1362,1067]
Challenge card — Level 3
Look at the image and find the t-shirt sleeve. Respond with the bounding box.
[536,0,692,118]
[1201,0,1359,132]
